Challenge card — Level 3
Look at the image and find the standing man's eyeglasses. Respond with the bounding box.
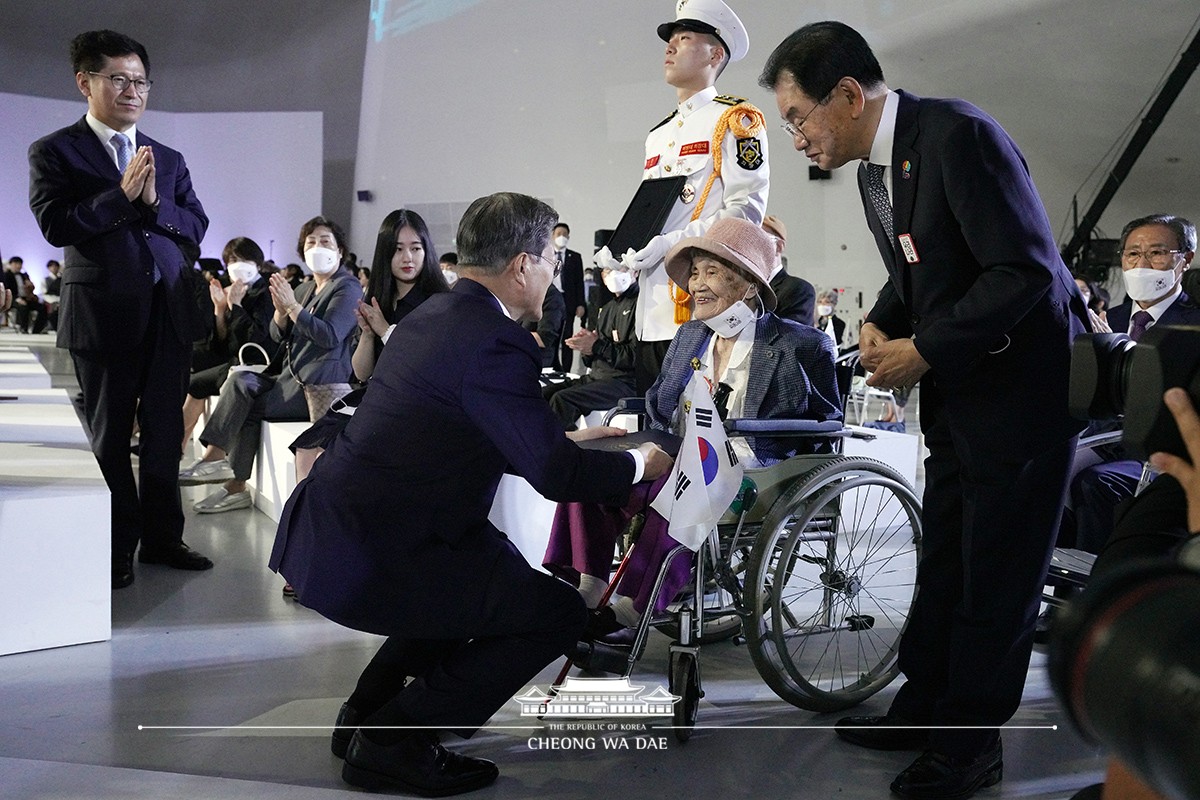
[86,72,153,95]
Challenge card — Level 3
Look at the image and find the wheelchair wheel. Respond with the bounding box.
[745,456,921,713]
[669,649,701,742]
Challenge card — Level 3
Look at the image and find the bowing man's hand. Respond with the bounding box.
[638,442,674,482]
[857,322,891,371]
[567,426,627,443]
[864,338,930,393]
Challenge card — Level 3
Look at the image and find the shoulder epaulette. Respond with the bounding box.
[714,94,748,106]
[649,110,678,132]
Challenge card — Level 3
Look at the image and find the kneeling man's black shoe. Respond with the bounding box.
[330,702,361,759]
[835,714,929,751]
[890,739,1003,800]
[342,730,498,797]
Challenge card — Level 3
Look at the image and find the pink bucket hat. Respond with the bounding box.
[664,217,778,312]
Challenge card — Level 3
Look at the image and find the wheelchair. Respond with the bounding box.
[560,355,924,741]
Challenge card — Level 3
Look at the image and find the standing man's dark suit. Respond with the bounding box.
[858,90,1088,757]
[28,31,210,589]
[770,269,816,326]
[556,247,585,369]
[763,25,1090,787]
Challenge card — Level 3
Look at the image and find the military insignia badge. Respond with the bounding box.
[680,183,696,204]
[736,137,763,170]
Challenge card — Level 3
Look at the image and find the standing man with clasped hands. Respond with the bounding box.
[760,21,1089,800]
[29,29,212,590]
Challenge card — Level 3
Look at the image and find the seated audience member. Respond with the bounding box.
[14,273,46,333]
[178,216,358,513]
[181,237,276,449]
[284,262,305,289]
[439,251,459,286]
[1064,387,1200,800]
[524,281,566,368]
[761,214,816,326]
[1066,214,1199,554]
[815,288,846,348]
[544,217,842,634]
[269,192,671,796]
[542,267,639,428]
[356,266,371,294]
[39,259,62,331]
[2,257,28,328]
[289,208,449,482]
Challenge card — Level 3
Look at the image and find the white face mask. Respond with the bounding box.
[226,261,260,285]
[603,270,633,295]
[304,246,340,275]
[442,269,458,285]
[553,235,569,251]
[703,298,756,338]
[1122,267,1178,303]
[816,304,833,317]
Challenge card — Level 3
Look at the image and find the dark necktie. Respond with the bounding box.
[1128,309,1153,342]
[866,162,895,246]
[112,132,132,173]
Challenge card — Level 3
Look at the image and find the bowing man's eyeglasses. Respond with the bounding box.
[86,72,153,95]
[527,252,562,278]
[781,90,831,140]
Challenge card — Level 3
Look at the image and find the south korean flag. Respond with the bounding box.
[651,370,744,550]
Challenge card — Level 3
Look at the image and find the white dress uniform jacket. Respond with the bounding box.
[637,85,769,341]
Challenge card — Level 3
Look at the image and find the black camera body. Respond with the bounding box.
[1068,325,1200,462]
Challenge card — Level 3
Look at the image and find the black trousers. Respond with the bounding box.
[347,540,587,738]
[890,380,1076,758]
[71,284,191,558]
[543,374,636,430]
[634,339,671,395]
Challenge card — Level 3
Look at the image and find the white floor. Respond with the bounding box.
[0,334,1106,799]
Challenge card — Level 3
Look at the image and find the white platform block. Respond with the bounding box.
[0,362,52,390]
[844,423,922,489]
[0,389,110,657]
[488,475,557,570]
[252,421,309,523]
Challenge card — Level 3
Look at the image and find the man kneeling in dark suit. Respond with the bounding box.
[270,192,672,796]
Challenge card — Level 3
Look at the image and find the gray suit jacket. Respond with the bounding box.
[646,314,842,463]
[272,269,359,385]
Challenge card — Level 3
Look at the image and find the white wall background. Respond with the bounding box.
[350,0,1200,328]
[0,92,323,285]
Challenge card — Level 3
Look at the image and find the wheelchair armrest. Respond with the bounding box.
[602,397,647,426]
[1077,430,1123,451]
[724,418,846,437]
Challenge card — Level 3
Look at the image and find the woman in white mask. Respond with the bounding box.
[180,216,360,516]
[181,237,276,449]
[544,217,844,637]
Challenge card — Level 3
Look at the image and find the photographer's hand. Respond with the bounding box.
[1149,388,1200,534]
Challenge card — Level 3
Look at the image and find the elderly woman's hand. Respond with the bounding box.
[567,426,626,443]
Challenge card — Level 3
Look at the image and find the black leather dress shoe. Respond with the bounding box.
[584,606,625,640]
[138,542,214,571]
[331,702,362,759]
[891,739,1003,800]
[342,730,499,797]
[835,714,929,751]
[112,554,134,590]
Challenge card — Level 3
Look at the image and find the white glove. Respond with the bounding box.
[629,235,669,272]
[592,246,621,271]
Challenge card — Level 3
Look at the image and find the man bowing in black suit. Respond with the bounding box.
[29,30,211,589]
[761,22,1088,800]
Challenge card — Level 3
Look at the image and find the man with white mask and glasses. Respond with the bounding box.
[1065,214,1200,557]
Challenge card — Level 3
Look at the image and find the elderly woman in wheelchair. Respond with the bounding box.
[543,217,843,640]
